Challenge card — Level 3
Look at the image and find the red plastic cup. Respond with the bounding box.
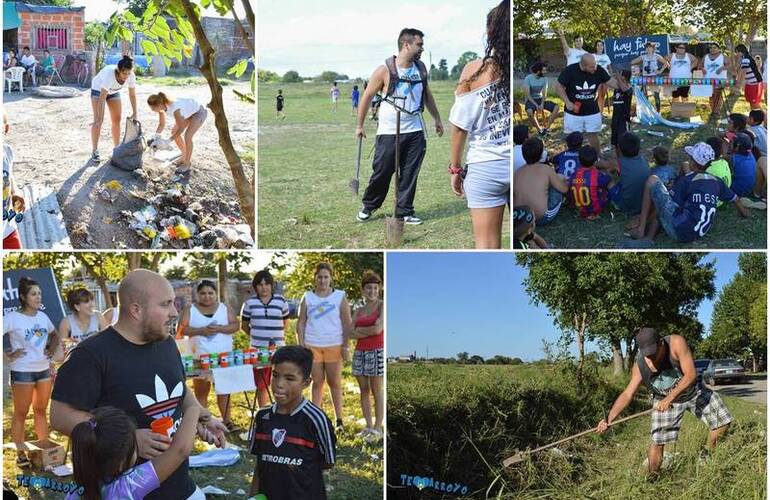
[573,101,582,113]
[199,354,210,371]
[151,416,173,438]
[219,352,229,368]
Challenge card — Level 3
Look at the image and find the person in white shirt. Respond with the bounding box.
[296,262,352,432]
[20,46,38,86]
[147,91,208,173]
[594,40,613,114]
[89,55,138,163]
[559,28,587,66]
[3,276,61,468]
[448,0,510,249]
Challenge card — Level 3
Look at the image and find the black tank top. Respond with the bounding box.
[637,336,696,402]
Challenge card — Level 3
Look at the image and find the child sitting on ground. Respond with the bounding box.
[609,131,650,229]
[730,132,757,197]
[570,145,613,219]
[69,405,200,499]
[705,136,732,206]
[513,205,548,249]
[748,109,767,157]
[249,346,336,499]
[514,125,546,172]
[550,131,583,183]
[631,142,748,243]
[650,146,676,188]
[513,137,569,226]
[147,92,208,173]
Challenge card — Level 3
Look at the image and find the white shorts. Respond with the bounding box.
[332,95,339,103]
[464,159,511,208]
[564,112,602,133]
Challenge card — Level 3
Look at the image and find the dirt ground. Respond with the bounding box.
[3,81,255,249]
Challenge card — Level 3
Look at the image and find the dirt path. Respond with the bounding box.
[4,81,254,249]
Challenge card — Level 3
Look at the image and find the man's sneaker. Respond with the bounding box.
[740,197,767,210]
[356,209,372,222]
[402,215,422,225]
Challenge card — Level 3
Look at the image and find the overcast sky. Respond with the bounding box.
[258,0,500,78]
[71,0,246,23]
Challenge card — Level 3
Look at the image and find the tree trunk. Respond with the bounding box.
[218,257,227,303]
[97,277,112,309]
[75,255,113,308]
[574,312,586,379]
[179,0,255,236]
[624,337,634,372]
[127,253,142,271]
[149,252,163,272]
[241,0,255,33]
[610,337,624,376]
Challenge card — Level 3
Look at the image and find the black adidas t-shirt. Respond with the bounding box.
[558,62,611,116]
[52,327,194,499]
[250,399,336,500]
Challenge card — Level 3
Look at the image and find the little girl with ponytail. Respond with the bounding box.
[146,90,208,173]
[68,405,200,499]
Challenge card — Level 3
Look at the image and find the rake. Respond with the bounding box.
[502,408,653,467]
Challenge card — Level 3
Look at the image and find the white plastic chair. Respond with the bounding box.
[5,67,24,92]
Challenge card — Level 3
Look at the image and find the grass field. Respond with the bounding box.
[2,330,382,499]
[513,81,767,249]
[258,81,510,249]
[388,363,766,499]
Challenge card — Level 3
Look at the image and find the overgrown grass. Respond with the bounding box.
[513,81,767,249]
[258,81,511,249]
[387,363,766,499]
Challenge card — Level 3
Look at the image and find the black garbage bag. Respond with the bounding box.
[111,118,146,171]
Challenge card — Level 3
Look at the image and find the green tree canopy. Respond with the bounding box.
[451,51,479,80]
[282,70,302,83]
[516,253,715,375]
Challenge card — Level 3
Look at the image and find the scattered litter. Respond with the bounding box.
[217,476,225,480]
[50,464,73,477]
[548,447,570,458]
[642,451,679,470]
[239,431,250,442]
[345,382,361,394]
[201,485,230,495]
[236,490,246,496]
[645,130,665,137]
[370,454,380,461]
[102,217,113,224]
[96,180,123,203]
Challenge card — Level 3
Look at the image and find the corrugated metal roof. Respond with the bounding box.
[12,2,84,14]
[16,184,71,249]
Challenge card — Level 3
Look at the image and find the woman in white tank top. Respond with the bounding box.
[58,289,108,350]
[176,280,240,431]
[297,262,352,430]
[447,0,510,250]
[702,43,730,116]
[146,91,208,173]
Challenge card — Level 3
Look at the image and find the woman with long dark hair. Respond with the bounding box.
[89,55,138,163]
[3,277,60,467]
[735,44,764,110]
[447,0,510,248]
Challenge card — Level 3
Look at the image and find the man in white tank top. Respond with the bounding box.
[702,43,731,116]
[354,28,444,225]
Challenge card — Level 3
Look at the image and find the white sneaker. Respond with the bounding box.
[402,215,422,225]
[357,209,373,222]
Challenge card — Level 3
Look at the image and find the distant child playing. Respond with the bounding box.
[276,89,286,120]
[351,85,360,116]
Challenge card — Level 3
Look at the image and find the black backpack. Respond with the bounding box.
[384,55,429,112]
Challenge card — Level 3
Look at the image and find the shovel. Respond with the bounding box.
[349,136,363,195]
[385,100,404,247]
[502,408,653,467]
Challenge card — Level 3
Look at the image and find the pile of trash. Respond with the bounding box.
[120,185,253,249]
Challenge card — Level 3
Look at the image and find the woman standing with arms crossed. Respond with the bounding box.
[349,270,384,440]
[3,277,61,467]
[448,0,510,248]
[297,262,352,431]
[177,280,240,432]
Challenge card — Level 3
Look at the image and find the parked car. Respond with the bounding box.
[703,359,747,385]
[694,359,710,381]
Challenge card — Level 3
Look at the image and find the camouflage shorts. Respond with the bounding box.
[651,385,733,445]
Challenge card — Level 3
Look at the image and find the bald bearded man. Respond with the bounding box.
[51,270,227,500]
[555,53,631,151]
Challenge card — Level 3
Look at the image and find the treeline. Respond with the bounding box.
[257,50,481,84]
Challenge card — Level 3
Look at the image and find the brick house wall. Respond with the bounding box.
[16,8,85,59]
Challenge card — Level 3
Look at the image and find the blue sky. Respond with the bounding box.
[387,252,751,360]
[258,0,499,78]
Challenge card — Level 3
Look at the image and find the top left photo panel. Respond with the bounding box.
[2,0,255,250]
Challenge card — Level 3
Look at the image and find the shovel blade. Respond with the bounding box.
[502,450,524,468]
[385,216,404,247]
[348,178,359,195]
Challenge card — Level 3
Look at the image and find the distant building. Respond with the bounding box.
[2,2,85,58]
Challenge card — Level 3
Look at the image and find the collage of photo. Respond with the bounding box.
[0,0,768,499]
